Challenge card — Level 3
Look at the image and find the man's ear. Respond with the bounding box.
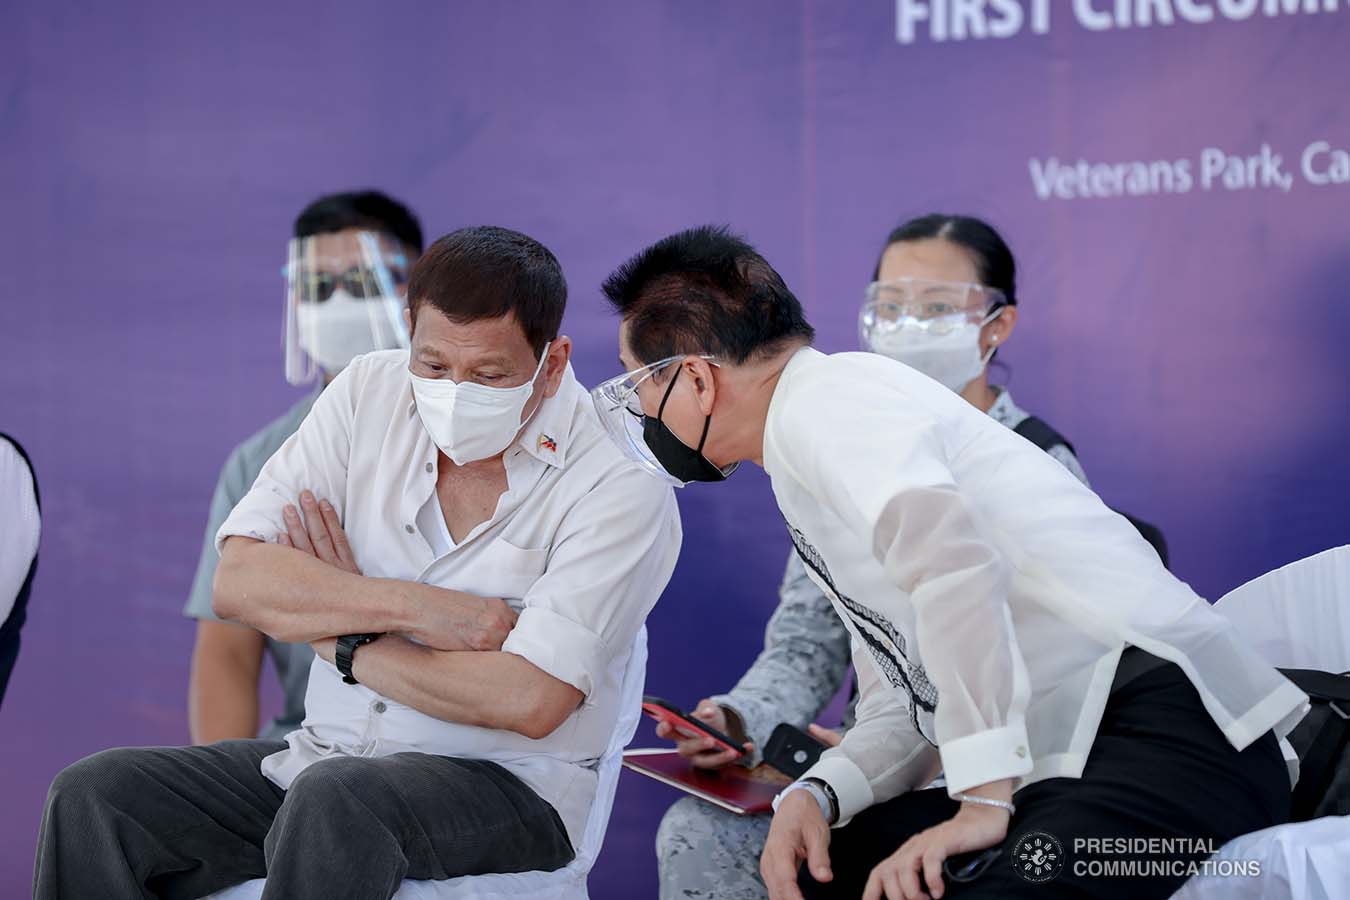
[542,336,572,398]
[686,357,718,416]
[402,306,414,336]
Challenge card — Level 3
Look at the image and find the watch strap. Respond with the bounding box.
[335,633,381,685]
[773,778,838,825]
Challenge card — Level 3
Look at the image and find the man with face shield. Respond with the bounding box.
[184,190,422,746]
[595,225,1305,900]
[651,215,1090,900]
[35,227,681,900]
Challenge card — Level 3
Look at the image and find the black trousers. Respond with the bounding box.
[800,653,1290,899]
[33,740,575,900]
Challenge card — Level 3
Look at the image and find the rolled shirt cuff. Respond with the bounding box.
[215,510,285,556]
[799,752,875,828]
[500,606,607,704]
[938,722,1035,796]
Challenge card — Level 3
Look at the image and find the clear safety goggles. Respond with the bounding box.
[590,354,719,486]
[859,277,1006,346]
[283,230,412,385]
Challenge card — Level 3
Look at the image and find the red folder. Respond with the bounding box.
[621,748,791,815]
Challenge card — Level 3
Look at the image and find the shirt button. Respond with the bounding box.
[373,701,387,714]
[425,462,434,473]
[405,524,415,534]
[1015,746,1027,758]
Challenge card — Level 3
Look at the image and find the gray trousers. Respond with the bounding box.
[34,739,574,900]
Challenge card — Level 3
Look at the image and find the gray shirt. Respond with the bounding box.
[711,387,1090,763]
[184,390,320,740]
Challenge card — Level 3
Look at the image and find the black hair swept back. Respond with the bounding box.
[294,190,424,255]
[601,224,815,366]
[406,225,566,357]
[873,213,1017,306]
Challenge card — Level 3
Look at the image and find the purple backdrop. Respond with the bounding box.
[2,2,1348,895]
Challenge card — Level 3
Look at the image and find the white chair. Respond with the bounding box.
[204,627,649,900]
[1211,545,1350,673]
[1170,546,1350,900]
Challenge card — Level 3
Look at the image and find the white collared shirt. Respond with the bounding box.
[764,347,1308,826]
[216,349,681,845]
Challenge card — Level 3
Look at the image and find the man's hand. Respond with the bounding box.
[279,491,361,574]
[311,636,337,665]
[411,593,518,652]
[862,801,1010,900]
[277,490,517,651]
[656,699,753,768]
[808,723,843,747]
[761,788,833,900]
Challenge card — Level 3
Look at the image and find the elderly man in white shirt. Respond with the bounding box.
[593,225,1306,900]
[35,226,681,900]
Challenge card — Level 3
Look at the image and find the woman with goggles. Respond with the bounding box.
[859,214,1089,484]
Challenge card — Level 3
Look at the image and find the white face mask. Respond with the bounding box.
[409,342,551,465]
[295,290,386,376]
[868,312,1000,394]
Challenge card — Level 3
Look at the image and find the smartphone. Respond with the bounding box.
[944,846,1001,883]
[641,696,746,760]
[762,723,828,778]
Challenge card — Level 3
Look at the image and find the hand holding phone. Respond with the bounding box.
[643,696,750,768]
[763,723,831,779]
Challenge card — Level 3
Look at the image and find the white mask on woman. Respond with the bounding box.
[409,342,551,465]
[868,311,1000,394]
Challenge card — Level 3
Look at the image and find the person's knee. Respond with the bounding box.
[267,757,387,863]
[47,747,145,811]
[656,796,718,861]
[284,756,383,812]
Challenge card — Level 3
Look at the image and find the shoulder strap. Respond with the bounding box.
[1279,667,1350,820]
[1012,416,1076,456]
[1007,421,1172,568]
[0,432,38,510]
[1280,668,1350,703]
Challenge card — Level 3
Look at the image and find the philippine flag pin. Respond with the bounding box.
[538,434,557,453]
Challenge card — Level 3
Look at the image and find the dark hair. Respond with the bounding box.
[294,190,424,254]
[873,214,1017,306]
[406,226,567,357]
[601,225,815,366]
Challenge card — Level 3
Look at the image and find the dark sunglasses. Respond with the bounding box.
[287,263,409,303]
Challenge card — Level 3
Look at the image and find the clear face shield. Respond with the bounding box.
[283,230,412,385]
[858,277,1006,392]
[591,355,727,487]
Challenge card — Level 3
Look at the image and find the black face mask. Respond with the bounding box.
[642,366,736,484]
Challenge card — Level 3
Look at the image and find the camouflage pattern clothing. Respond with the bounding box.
[657,549,850,900]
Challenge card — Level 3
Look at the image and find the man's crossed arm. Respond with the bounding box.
[212,490,583,739]
[213,492,516,651]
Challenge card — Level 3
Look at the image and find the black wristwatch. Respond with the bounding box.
[335,633,382,685]
[803,777,841,825]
